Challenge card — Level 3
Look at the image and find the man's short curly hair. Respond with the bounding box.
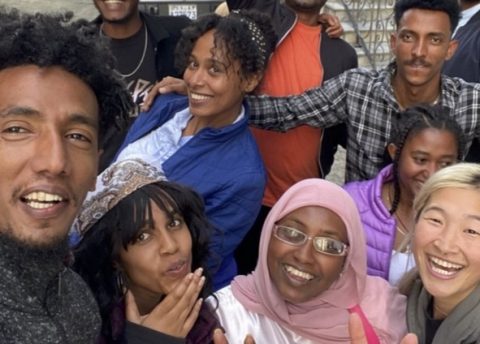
[0,7,133,143]
[175,10,276,84]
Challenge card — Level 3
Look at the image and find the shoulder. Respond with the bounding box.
[321,34,357,57]
[142,12,191,34]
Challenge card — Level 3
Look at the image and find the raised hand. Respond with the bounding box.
[141,76,188,112]
[317,13,344,38]
[126,267,205,338]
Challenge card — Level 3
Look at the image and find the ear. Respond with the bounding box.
[445,39,458,61]
[387,143,398,160]
[242,73,263,94]
[390,32,397,54]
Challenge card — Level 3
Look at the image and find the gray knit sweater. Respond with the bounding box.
[0,235,101,343]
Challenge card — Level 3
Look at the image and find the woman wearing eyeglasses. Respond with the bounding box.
[209,179,407,343]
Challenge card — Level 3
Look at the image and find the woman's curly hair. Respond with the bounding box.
[0,7,133,143]
[175,9,276,86]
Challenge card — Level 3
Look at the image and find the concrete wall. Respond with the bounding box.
[1,0,98,20]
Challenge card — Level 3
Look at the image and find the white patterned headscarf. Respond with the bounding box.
[72,159,166,236]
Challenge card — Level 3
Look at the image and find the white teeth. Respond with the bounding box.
[430,256,463,270]
[431,265,457,276]
[28,202,53,209]
[285,265,314,281]
[190,93,210,101]
[24,192,63,203]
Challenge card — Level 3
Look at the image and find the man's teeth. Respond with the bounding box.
[430,256,463,275]
[190,93,210,101]
[24,192,63,203]
[28,202,55,209]
[285,265,314,280]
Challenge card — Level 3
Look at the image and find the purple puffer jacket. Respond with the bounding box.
[343,165,396,280]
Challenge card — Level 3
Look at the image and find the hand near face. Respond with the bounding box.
[125,267,205,338]
[212,329,256,344]
[348,313,418,344]
[317,13,344,38]
[140,76,188,112]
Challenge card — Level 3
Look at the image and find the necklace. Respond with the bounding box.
[100,23,148,78]
[386,184,410,236]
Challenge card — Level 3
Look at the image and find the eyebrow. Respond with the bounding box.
[281,219,342,237]
[424,205,480,222]
[0,106,98,130]
[411,150,456,157]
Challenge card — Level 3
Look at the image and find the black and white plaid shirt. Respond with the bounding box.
[248,63,480,182]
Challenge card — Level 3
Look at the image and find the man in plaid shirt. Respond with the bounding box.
[248,0,480,182]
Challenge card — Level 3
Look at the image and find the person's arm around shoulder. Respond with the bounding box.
[247,72,349,131]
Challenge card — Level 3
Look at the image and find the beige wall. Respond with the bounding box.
[1,0,98,20]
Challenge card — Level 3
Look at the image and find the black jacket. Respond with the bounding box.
[226,0,358,175]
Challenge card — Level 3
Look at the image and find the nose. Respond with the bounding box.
[293,239,315,264]
[185,67,206,88]
[412,38,427,58]
[433,224,459,254]
[30,129,69,177]
[159,231,179,255]
[422,161,438,179]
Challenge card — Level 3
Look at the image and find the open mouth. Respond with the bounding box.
[429,255,464,277]
[190,92,211,101]
[21,191,65,210]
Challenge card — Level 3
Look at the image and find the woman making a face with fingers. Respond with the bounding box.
[73,159,218,344]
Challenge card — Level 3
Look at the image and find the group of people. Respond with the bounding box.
[1,0,480,344]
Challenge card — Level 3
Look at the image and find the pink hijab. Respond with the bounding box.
[231,179,406,343]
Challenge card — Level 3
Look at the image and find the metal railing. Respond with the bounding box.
[340,0,395,69]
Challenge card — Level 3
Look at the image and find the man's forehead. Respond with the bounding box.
[397,8,452,34]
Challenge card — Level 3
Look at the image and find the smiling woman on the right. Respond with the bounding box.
[404,162,480,343]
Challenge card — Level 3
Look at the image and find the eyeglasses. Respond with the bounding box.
[273,225,349,256]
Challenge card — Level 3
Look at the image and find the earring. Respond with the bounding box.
[115,270,126,294]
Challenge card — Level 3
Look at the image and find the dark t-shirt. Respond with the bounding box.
[100,26,158,172]
[425,300,444,344]
[109,25,157,107]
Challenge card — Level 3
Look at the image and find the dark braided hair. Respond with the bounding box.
[387,104,465,214]
[0,7,133,144]
[175,9,276,88]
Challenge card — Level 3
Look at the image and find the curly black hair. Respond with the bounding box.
[73,181,214,343]
[387,104,465,214]
[0,7,133,144]
[394,0,460,34]
[175,9,276,86]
